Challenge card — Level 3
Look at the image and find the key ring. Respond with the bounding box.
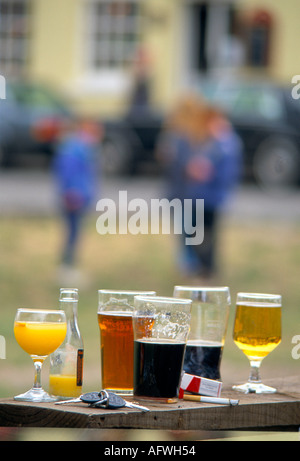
[97,390,110,408]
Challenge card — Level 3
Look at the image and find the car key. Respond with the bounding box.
[92,391,149,412]
[55,391,107,406]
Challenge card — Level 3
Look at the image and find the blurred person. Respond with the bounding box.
[127,45,152,117]
[53,116,102,284]
[157,94,242,282]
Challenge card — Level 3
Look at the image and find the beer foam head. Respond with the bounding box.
[133,296,192,342]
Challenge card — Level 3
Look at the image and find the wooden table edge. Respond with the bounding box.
[1,390,300,430]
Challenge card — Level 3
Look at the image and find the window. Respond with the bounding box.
[246,10,272,68]
[185,3,246,77]
[0,0,30,76]
[86,0,142,71]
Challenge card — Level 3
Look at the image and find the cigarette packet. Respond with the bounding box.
[179,372,222,399]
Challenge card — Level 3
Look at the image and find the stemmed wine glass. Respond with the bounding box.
[232,293,282,394]
[14,308,67,402]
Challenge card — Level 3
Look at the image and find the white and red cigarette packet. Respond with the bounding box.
[179,372,222,399]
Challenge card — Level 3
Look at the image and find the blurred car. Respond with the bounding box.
[199,78,300,188]
[0,81,72,167]
[101,109,163,176]
[102,79,300,188]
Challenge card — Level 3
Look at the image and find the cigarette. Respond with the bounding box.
[183,393,239,406]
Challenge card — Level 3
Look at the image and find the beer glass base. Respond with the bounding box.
[232,382,277,394]
[14,387,58,402]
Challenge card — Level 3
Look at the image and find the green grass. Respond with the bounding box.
[1,214,300,398]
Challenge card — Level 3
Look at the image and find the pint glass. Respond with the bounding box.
[173,286,231,380]
[97,289,156,395]
[133,296,192,403]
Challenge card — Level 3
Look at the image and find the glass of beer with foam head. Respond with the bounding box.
[133,295,192,403]
[232,292,282,394]
[97,289,155,395]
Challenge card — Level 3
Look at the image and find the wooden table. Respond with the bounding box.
[1,376,300,431]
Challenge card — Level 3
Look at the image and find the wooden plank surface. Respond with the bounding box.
[1,376,300,430]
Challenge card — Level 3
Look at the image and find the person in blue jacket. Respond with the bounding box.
[53,117,101,275]
[157,95,242,281]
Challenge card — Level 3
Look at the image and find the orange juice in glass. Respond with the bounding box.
[48,374,80,397]
[14,308,67,402]
[14,320,67,358]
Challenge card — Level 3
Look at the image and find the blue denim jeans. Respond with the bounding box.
[62,209,84,266]
[180,207,217,277]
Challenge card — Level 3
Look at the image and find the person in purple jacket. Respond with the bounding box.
[157,95,242,281]
[53,117,102,278]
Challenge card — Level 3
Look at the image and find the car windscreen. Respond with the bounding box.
[197,81,286,122]
[7,83,69,113]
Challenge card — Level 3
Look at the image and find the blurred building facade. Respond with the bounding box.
[1,0,299,116]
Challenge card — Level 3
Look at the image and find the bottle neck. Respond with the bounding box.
[58,290,83,348]
[60,299,79,331]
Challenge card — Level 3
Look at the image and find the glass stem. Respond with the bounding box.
[248,360,262,383]
[32,359,45,390]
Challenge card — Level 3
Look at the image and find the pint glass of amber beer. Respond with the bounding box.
[98,290,156,395]
[133,296,192,403]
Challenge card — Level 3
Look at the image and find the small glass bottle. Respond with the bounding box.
[49,288,84,399]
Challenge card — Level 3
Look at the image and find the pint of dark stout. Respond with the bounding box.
[173,286,231,380]
[133,296,192,403]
